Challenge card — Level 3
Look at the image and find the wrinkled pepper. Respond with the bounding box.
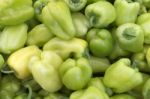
[72,12,90,37]
[59,58,92,90]
[114,0,140,26]
[7,46,41,79]
[85,1,116,28]
[27,24,54,47]
[43,37,87,60]
[0,23,28,54]
[28,51,63,92]
[70,86,109,99]
[110,94,136,99]
[103,58,143,93]
[87,28,114,57]
[42,1,76,40]
[64,0,87,11]
[137,13,150,44]
[0,0,34,25]
[116,23,144,53]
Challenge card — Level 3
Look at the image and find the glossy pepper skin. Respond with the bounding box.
[64,0,87,11]
[72,12,90,37]
[0,0,34,25]
[70,86,109,99]
[42,1,76,40]
[7,46,41,79]
[143,78,150,99]
[103,58,143,93]
[59,58,92,90]
[29,51,63,92]
[110,94,136,99]
[87,28,114,57]
[27,24,54,47]
[88,56,110,73]
[137,13,150,44]
[0,24,28,54]
[43,37,87,60]
[85,1,116,28]
[114,0,140,26]
[116,23,144,53]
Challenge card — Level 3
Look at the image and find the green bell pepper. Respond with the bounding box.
[103,58,143,93]
[43,37,87,60]
[27,24,54,47]
[146,47,150,68]
[14,93,28,99]
[114,0,140,26]
[28,51,63,92]
[44,93,68,99]
[64,0,87,11]
[0,23,28,54]
[70,86,109,99]
[85,1,116,28]
[87,28,114,57]
[72,12,90,37]
[0,0,34,25]
[137,13,150,44]
[143,78,150,99]
[59,58,92,90]
[110,94,136,99]
[142,0,150,8]
[116,23,144,53]
[87,0,106,4]
[0,90,15,99]
[42,1,76,40]
[0,54,4,70]
[88,56,110,73]
[7,45,41,79]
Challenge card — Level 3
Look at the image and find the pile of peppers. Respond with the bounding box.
[1,0,150,99]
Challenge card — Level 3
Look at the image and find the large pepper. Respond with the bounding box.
[116,23,144,53]
[7,46,41,79]
[114,0,140,26]
[137,13,150,44]
[0,0,34,25]
[70,86,109,99]
[110,94,136,99]
[103,58,143,93]
[85,1,116,28]
[42,1,76,40]
[28,51,63,92]
[64,0,87,11]
[72,12,90,37]
[26,24,54,47]
[88,56,110,73]
[0,24,28,54]
[87,28,114,57]
[143,78,150,99]
[43,37,87,60]
[59,58,92,90]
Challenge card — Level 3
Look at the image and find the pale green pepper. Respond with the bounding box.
[0,23,28,54]
[72,12,90,37]
[64,0,87,11]
[85,1,116,28]
[0,0,34,25]
[28,51,63,92]
[116,23,144,53]
[7,46,41,79]
[137,13,150,44]
[110,94,136,99]
[114,0,140,26]
[70,86,109,99]
[103,58,143,93]
[26,24,54,47]
[43,37,87,60]
[42,1,76,40]
[59,58,92,90]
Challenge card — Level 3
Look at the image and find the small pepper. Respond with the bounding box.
[59,58,92,90]
[85,1,116,28]
[42,1,76,40]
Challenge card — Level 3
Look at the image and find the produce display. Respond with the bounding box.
[1,0,150,99]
